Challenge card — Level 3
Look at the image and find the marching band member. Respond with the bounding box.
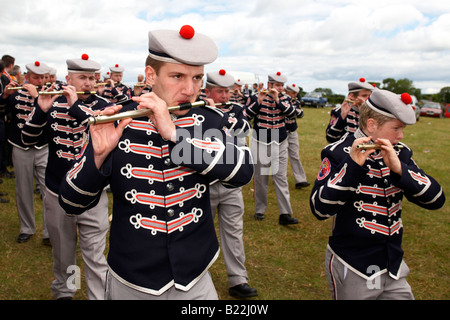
[284,83,310,189]
[101,64,132,103]
[0,61,50,244]
[246,72,299,225]
[326,78,374,143]
[57,25,254,300]
[229,78,246,105]
[310,89,445,299]
[22,54,111,300]
[204,69,256,298]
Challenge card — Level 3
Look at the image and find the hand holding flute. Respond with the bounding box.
[352,137,403,175]
[87,99,228,125]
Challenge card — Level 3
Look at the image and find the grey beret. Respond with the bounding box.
[348,77,374,92]
[268,72,287,83]
[366,89,416,125]
[148,25,218,66]
[49,67,57,76]
[25,61,50,75]
[286,83,299,93]
[110,64,124,73]
[66,54,101,73]
[206,69,235,88]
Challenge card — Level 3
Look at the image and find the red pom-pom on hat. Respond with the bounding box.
[277,72,281,76]
[400,93,412,105]
[180,25,195,39]
[81,53,89,60]
[360,77,366,82]
[35,61,40,67]
[219,69,226,76]
[292,84,296,87]
[115,64,119,67]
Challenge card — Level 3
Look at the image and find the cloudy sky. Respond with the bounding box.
[1,0,449,94]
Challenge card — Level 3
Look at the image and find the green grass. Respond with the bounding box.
[0,108,448,300]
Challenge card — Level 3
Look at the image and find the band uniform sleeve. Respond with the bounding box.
[390,149,445,210]
[326,106,346,143]
[58,133,110,215]
[21,100,48,146]
[244,94,259,120]
[170,107,254,188]
[309,147,368,220]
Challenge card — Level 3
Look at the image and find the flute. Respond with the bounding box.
[7,86,39,90]
[345,98,355,104]
[356,143,405,150]
[260,90,285,95]
[39,90,96,95]
[94,81,118,87]
[87,101,230,125]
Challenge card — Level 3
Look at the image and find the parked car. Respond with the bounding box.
[410,95,420,121]
[419,102,442,117]
[300,92,328,108]
[444,104,450,118]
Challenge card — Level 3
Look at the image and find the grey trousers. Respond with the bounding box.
[45,189,109,300]
[325,246,414,300]
[210,182,248,287]
[287,131,307,184]
[12,146,49,238]
[105,271,218,300]
[250,138,293,215]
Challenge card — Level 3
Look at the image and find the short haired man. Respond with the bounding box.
[204,69,256,298]
[101,64,132,103]
[246,72,300,224]
[57,25,254,300]
[22,54,111,299]
[0,61,50,244]
[284,83,309,189]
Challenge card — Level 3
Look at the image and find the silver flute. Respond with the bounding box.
[87,101,230,125]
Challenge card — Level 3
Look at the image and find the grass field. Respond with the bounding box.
[0,107,448,300]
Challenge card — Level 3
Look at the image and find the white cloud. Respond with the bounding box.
[1,0,449,94]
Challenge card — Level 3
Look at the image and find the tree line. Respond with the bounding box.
[297,78,450,105]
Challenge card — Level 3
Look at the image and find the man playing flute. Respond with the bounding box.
[203,69,257,298]
[0,61,50,244]
[58,25,254,300]
[22,54,111,300]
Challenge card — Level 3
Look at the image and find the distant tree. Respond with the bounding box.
[381,78,422,99]
[437,86,450,104]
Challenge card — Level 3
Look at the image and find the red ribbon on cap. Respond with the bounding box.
[35,61,40,67]
[82,53,89,60]
[180,25,195,39]
[219,69,226,75]
[400,93,412,104]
